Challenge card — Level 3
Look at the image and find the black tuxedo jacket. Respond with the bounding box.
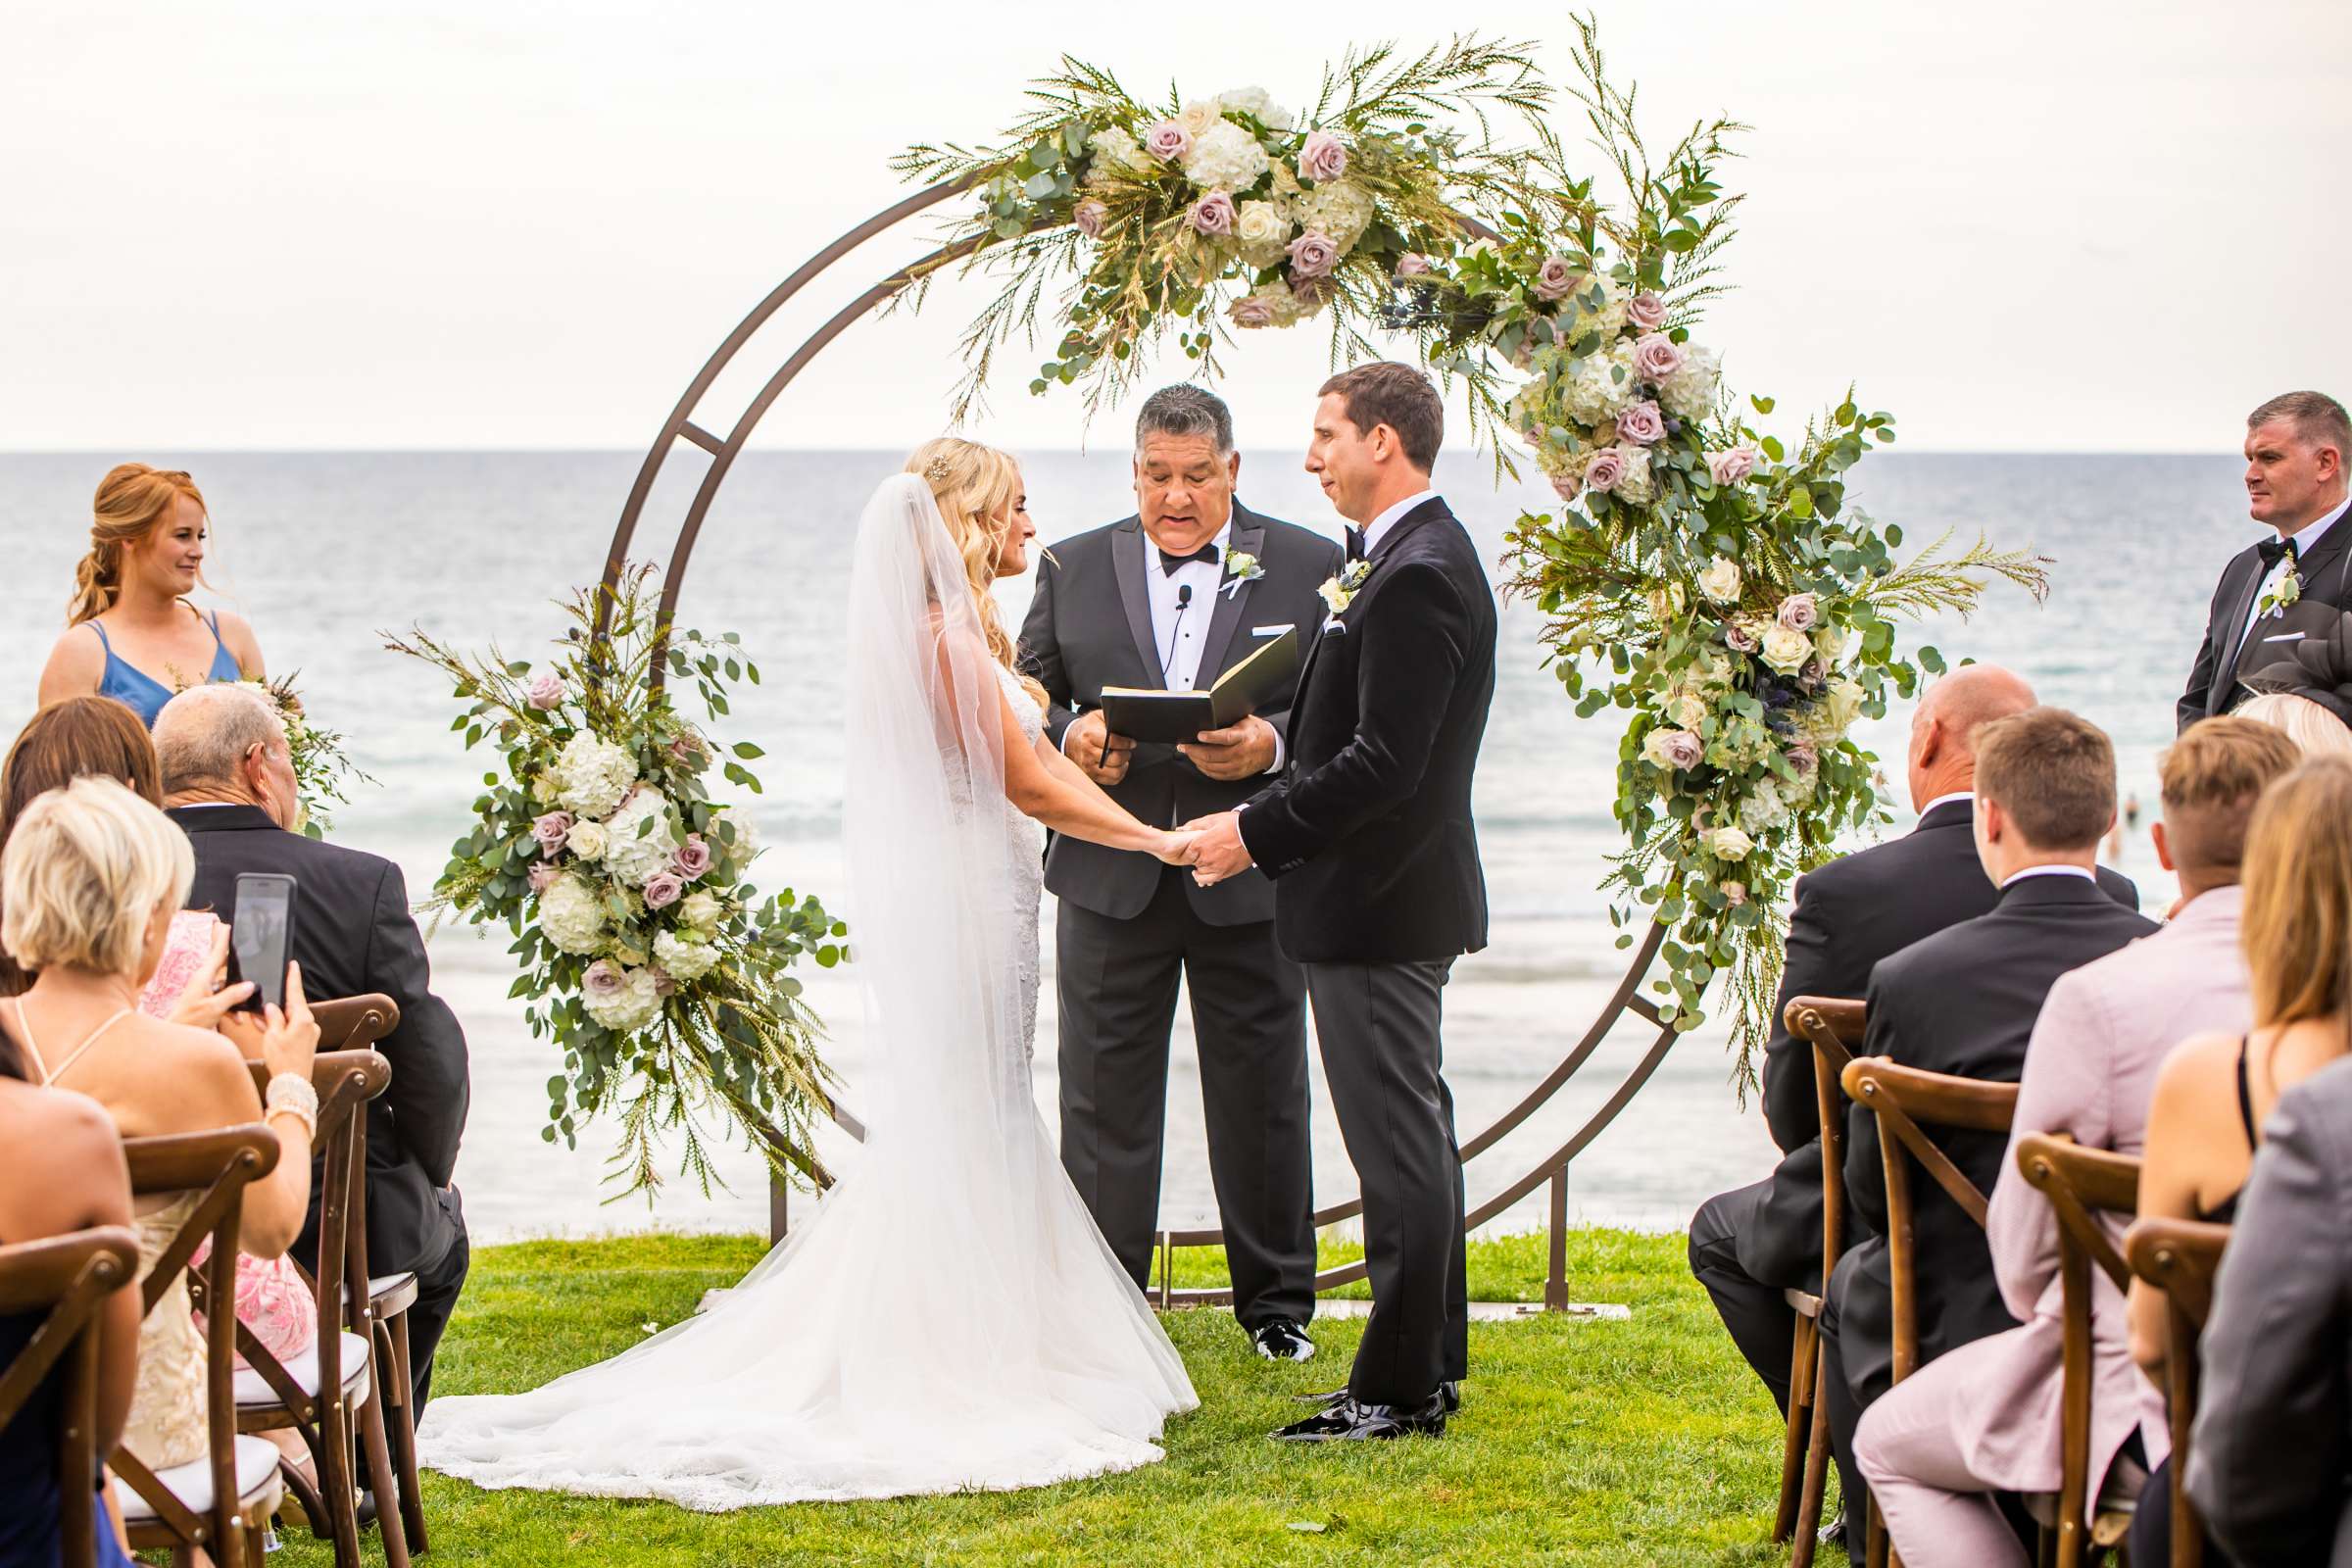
[1835,873,2156,1388]
[1739,801,2138,1289]
[2179,514,2352,731]
[169,805,471,1273]
[1238,496,1496,964]
[1020,502,1342,925]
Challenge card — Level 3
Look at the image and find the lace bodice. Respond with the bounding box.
[124,1193,208,1471]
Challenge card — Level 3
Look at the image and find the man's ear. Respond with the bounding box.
[1979,795,2006,844]
[1225,450,1241,487]
[1915,715,1942,772]
[2151,819,2177,873]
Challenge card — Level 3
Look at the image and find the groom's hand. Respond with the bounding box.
[1179,714,1276,780]
[1188,810,1254,887]
[1064,709,1135,787]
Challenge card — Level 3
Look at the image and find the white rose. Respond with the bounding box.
[679,890,723,934]
[581,964,662,1033]
[1177,100,1224,140]
[537,874,607,956]
[564,818,609,861]
[1814,624,1848,665]
[1234,200,1293,269]
[1669,691,1709,731]
[552,731,638,819]
[1703,824,1755,861]
[1686,644,1735,695]
[1825,677,1867,733]
[653,929,719,983]
[1761,624,1814,675]
[1316,578,1349,613]
[1658,343,1722,422]
[1181,122,1270,192]
[1697,557,1743,605]
[601,788,676,887]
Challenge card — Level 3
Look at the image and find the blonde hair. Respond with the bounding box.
[2240,757,2352,1028]
[0,776,192,980]
[2234,692,2352,758]
[71,464,211,626]
[905,437,1046,709]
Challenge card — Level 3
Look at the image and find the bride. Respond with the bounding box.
[416,439,1200,1508]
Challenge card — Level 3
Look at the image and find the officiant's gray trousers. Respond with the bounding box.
[1056,866,1317,1329]
[1303,957,1470,1407]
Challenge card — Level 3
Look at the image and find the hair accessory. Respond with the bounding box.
[924,455,954,484]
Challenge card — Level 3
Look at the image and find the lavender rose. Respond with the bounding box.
[1719,880,1748,906]
[1777,593,1821,632]
[1627,291,1669,331]
[1298,129,1348,183]
[1189,191,1236,236]
[672,834,713,880]
[1725,618,1762,654]
[1395,252,1432,277]
[1707,446,1759,487]
[1613,400,1667,446]
[1641,727,1705,772]
[527,861,560,894]
[1290,272,1335,311]
[530,810,573,858]
[582,958,624,1001]
[525,672,564,710]
[1073,199,1107,239]
[1144,121,1192,162]
[642,871,685,910]
[1533,255,1578,301]
[1582,447,1629,494]
[1228,292,1277,329]
[1286,229,1340,279]
[1633,332,1685,383]
[1547,471,1580,503]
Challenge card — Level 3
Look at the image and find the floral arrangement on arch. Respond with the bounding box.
[236,673,374,840]
[387,566,845,1196]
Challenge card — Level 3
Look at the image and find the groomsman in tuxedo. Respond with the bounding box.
[1188,363,1496,1441]
[2179,390,2352,729]
[1018,384,1338,1360]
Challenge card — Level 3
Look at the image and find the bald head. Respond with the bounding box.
[1907,664,2036,811]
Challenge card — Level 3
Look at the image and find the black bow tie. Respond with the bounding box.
[2259,536,2301,569]
[1158,544,1218,575]
[1345,527,1367,564]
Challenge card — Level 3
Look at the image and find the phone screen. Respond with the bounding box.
[230,875,295,1012]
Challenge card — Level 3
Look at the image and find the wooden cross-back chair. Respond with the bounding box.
[0,1226,141,1568]
[1839,1056,2021,1568]
[2015,1133,2142,1567]
[116,1122,285,1568]
[2124,1217,2231,1568]
[233,1048,410,1568]
[1773,996,1865,1568]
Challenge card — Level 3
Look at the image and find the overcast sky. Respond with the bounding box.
[3,0,2344,453]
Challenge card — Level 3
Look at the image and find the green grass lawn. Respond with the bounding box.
[273,1228,1807,1566]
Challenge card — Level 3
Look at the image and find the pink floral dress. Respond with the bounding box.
[140,910,318,1370]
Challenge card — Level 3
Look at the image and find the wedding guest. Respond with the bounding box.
[154,682,471,1410]
[1017,389,1338,1359]
[0,777,318,1487]
[1,697,165,1000]
[34,465,265,726]
[2185,1054,2352,1565]
[2179,391,2352,730]
[1690,666,2135,1555]
[2235,690,2352,756]
[0,996,141,1568]
[2131,756,2352,1565]
[1823,709,2155,1536]
[1854,715,2296,1568]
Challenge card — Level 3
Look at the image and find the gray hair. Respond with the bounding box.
[1135,384,1235,457]
[2248,390,2352,461]
[153,682,285,796]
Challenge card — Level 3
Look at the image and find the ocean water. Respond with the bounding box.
[0,450,2248,1244]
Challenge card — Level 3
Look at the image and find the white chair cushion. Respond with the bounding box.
[233,1330,371,1407]
[114,1433,281,1520]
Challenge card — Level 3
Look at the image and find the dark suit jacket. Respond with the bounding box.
[1019,502,1342,925]
[170,805,470,1274]
[1832,873,2156,1396]
[1740,801,2138,1290]
[2179,514,2352,730]
[2187,1054,2352,1567]
[1239,496,1496,964]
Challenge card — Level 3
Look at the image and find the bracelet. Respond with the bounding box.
[264,1072,319,1141]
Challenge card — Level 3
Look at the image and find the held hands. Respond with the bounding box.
[1152,829,1201,867]
[1182,810,1255,887]
[166,922,256,1030]
[1064,709,1136,787]
[1178,714,1276,781]
[218,960,319,1086]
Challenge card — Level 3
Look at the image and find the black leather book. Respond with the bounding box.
[1097,626,1299,744]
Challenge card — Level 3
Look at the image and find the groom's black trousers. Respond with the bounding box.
[1056,866,1316,1330]
[1303,956,1468,1407]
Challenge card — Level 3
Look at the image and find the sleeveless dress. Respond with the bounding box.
[0,1307,137,1568]
[88,610,241,728]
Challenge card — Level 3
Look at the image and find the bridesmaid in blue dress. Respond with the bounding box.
[36,465,264,726]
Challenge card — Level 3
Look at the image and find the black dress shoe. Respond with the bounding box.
[1440,1380,1460,1414]
[1294,1381,1457,1412]
[1273,1392,1446,1442]
[1250,1317,1316,1362]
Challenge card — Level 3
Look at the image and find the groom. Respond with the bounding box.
[1188,363,1496,1441]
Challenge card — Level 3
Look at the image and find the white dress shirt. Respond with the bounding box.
[1999,863,2095,889]
[2233,494,2352,662]
[1354,488,1440,559]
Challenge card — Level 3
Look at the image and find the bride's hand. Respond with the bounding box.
[1152,829,1200,866]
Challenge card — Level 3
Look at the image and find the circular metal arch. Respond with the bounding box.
[595,184,1690,1306]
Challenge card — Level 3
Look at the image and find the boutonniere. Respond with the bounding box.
[1220,550,1263,599]
[1316,559,1372,614]
[2258,557,2303,618]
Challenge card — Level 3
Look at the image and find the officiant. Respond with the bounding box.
[1019,384,1342,1360]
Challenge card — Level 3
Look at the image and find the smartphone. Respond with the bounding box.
[226,872,299,1013]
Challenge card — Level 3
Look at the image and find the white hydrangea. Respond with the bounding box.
[1237,281,1304,328]
[1560,274,1629,341]
[1182,121,1271,193]
[1297,181,1375,253]
[538,874,607,956]
[1216,85,1293,130]
[1234,200,1293,270]
[679,890,723,934]
[710,807,760,868]
[552,732,637,820]
[653,929,719,983]
[530,771,560,806]
[600,788,676,888]
[581,965,662,1033]
[1611,444,1655,506]
[1557,341,1640,428]
[1738,781,1789,835]
[1658,343,1722,422]
[1087,124,1158,178]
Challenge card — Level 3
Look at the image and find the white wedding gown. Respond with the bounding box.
[416,474,1197,1509]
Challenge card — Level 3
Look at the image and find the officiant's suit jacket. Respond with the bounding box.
[1738,800,2137,1291]
[1238,495,1496,964]
[170,804,472,1278]
[1020,500,1342,927]
[1830,873,2154,1407]
[2179,519,2352,730]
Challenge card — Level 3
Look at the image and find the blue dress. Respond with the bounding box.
[0,1308,136,1568]
[88,611,242,728]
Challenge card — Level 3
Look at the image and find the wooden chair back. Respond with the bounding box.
[1840,1056,2019,1384]
[1788,997,1867,1287]
[2126,1218,2231,1568]
[2016,1133,2142,1568]
[117,1122,281,1568]
[308,995,399,1054]
[0,1227,142,1568]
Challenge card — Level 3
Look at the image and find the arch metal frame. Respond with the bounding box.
[594,184,1691,1309]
